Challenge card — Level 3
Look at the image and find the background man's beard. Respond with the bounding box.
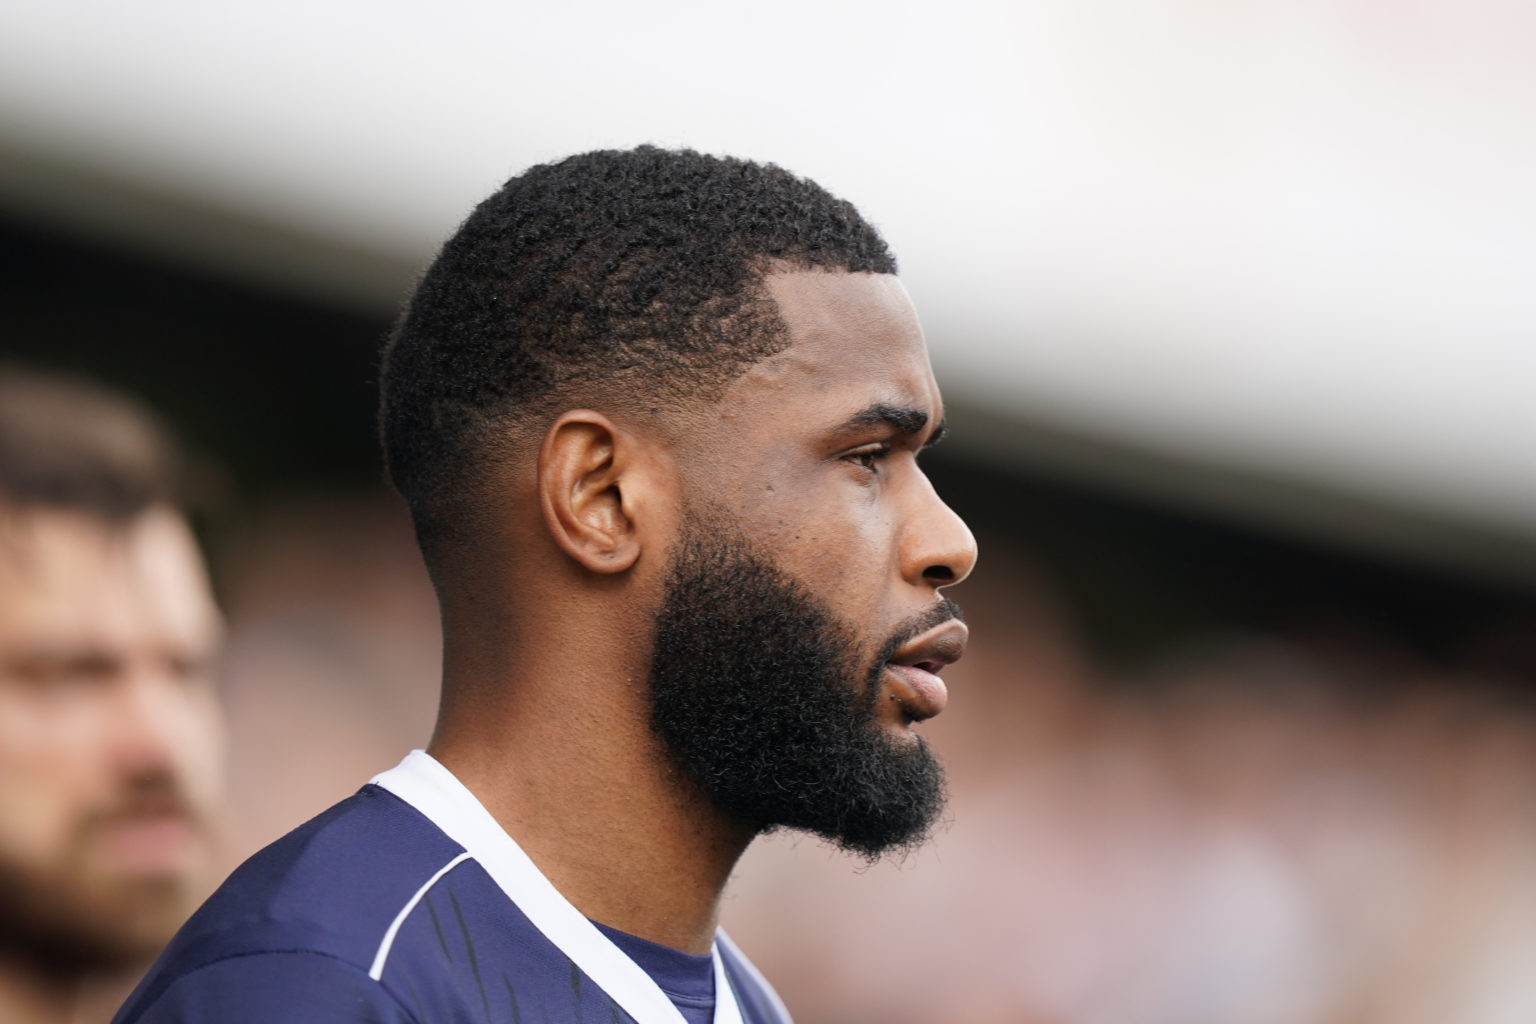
[0,777,207,980]
[0,863,185,980]
[648,519,949,859]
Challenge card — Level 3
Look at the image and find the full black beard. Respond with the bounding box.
[648,519,951,859]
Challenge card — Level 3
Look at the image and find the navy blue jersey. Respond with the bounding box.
[114,752,792,1024]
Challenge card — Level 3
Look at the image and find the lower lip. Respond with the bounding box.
[884,663,949,720]
[91,817,201,874]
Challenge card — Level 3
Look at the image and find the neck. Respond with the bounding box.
[429,630,755,956]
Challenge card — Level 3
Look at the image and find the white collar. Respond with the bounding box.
[371,750,747,1024]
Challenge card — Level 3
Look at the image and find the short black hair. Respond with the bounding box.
[379,145,897,554]
[0,366,189,523]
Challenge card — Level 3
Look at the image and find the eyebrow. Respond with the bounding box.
[842,403,948,449]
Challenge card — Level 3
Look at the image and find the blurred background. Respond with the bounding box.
[3,1,1535,1020]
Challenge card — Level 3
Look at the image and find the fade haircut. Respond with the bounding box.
[0,367,188,523]
[379,145,897,556]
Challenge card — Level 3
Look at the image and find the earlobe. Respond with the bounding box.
[537,411,642,574]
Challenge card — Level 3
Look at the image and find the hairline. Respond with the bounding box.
[427,265,905,509]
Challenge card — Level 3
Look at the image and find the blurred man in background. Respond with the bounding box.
[0,368,225,1024]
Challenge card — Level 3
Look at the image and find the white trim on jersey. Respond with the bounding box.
[371,750,753,1024]
[368,851,472,980]
[716,931,793,1024]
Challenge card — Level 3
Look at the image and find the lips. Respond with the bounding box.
[82,790,205,876]
[883,618,968,722]
[91,813,201,875]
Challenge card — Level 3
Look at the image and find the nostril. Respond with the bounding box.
[923,564,956,583]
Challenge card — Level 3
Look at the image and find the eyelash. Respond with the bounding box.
[846,443,892,472]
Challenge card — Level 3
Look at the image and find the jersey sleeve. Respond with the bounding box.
[125,951,418,1024]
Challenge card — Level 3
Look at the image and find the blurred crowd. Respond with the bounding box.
[3,366,1535,1023]
[731,560,1536,1023]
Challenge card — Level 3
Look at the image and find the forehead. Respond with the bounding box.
[729,269,938,416]
[0,507,218,655]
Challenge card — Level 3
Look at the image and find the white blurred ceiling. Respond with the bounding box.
[2,0,1533,573]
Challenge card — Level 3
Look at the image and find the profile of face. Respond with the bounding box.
[0,506,224,973]
[648,270,977,858]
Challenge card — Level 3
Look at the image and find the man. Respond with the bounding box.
[0,369,225,1024]
[116,146,976,1023]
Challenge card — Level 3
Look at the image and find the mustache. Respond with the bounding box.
[75,772,202,838]
[872,597,965,669]
[885,598,964,650]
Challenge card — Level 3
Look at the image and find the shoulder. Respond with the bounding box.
[113,949,418,1024]
[116,785,468,1023]
[717,932,795,1024]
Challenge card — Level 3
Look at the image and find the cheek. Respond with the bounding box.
[752,508,898,627]
[752,500,883,571]
[163,688,226,806]
[0,693,103,860]
[702,458,903,623]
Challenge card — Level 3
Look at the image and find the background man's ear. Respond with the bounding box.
[537,410,642,573]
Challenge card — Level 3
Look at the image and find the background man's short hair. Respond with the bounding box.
[0,366,191,522]
[379,145,897,553]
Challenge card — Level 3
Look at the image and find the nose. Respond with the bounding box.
[901,471,978,591]
[109,665,189,778]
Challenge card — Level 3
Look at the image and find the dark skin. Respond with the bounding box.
[428,269,977,954]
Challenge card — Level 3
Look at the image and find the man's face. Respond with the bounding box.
[0,506,224,973]
[649,270,977,857]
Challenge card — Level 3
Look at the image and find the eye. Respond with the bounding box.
[168,652,217,688]
[845,442,891,472]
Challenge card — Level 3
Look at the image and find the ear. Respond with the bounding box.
[537,410,646,574]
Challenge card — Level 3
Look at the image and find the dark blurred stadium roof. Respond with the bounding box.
[2,0,1534,581]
